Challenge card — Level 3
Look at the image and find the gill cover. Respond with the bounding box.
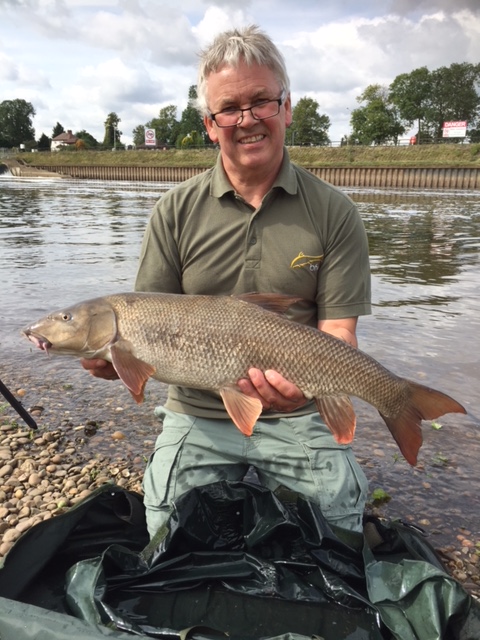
[24,298,118,358]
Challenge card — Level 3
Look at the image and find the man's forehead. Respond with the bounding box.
[205,64,280,106]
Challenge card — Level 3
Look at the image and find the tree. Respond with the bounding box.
[389,63,480,141]
[427,63,480,139]
[180,131,204,147]
[37,133,51,151]
[52,122,65,138]
[147,105,179,146]
[351,84,405,145]
[177,86,206,147]
[75,130,99,148]
[389,67,431,141]
[289,97,330,146]
[103,112,122,148]
[132,124,146,147]
[0,99,36,147]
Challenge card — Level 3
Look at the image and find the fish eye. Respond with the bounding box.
[61,313,72,322]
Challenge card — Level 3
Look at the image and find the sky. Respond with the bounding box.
[1,0,479,145]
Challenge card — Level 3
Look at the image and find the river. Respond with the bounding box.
[0,176,479,551]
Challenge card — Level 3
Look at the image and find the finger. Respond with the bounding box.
[80,358,104,371]
[236,377,264,403]
[80,358,118,380]
[246,368,277,408]
[264,370,305,403]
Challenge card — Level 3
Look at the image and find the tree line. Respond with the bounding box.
[1,62,479,150]
[349,62,480,145]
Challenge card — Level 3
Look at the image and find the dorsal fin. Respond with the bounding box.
[235,293,303,314]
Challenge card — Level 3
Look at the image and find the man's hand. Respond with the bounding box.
[237,368,308,413]
[80,358,119,380]
[236,318,359,413]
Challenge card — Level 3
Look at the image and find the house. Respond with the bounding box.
[51,130,78,151]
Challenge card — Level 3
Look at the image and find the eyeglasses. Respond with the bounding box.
[209,91,286,128]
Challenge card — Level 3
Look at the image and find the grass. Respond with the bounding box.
[16,142,480,169]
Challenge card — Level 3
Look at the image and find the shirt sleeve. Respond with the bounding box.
[315,199,371,320]
[134,195,183,293]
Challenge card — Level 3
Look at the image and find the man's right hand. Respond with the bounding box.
[80,358,119,380]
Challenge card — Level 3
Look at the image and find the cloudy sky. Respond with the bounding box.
[1,0,479,145]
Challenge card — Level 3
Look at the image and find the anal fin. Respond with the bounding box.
[315,395,356,444]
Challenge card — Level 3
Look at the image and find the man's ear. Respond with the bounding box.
[284,93,293,128]
[204,115,218,143]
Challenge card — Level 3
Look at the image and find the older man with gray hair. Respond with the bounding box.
[83,25,372,539]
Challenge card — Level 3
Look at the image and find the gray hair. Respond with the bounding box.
[196,25,290,116]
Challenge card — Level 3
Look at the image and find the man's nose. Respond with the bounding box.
[238,108,257,127]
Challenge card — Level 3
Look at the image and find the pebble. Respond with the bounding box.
[0,423,144,572]
[0,386,478,607]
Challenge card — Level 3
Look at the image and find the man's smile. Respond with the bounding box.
[238,134,266,144]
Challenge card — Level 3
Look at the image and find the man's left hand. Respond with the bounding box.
[237,368,308,413]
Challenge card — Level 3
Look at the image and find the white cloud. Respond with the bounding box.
[0,1,479,144]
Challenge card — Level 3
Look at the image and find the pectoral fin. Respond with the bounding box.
[315,395,356,444]
[110,341,156,404]
[220,386,263,436]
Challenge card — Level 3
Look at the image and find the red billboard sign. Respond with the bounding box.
[442,121,467,137]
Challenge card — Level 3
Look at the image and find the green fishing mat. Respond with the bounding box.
[0,481,478,640]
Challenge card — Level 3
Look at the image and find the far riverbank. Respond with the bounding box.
[4,145,480,188]
[11,143,480,169]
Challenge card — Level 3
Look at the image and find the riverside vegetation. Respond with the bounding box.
[16,143,480,169]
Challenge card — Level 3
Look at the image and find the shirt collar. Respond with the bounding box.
[210,147,298,199]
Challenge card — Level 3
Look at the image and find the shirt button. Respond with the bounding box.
[249,237,257,245]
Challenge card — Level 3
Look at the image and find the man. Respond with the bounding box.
[83,25,371,538]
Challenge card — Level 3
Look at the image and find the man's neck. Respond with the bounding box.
[223,159,282,209]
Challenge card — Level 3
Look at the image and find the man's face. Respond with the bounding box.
[204,60,292,178]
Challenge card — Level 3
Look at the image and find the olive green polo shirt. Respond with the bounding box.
[135,149,371,418]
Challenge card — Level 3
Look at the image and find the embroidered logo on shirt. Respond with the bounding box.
[290,252,324,272]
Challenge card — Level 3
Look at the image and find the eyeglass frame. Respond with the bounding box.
[208,90,287,128]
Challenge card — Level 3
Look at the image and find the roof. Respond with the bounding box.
[51,130,78,143]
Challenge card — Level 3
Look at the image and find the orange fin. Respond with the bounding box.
[315,395,357,444]
[235,293,303,314]
[220,386,263,436]
[110,341,156,404]
[381,381,466,467]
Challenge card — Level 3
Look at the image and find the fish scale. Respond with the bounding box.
[109,293,407,416]
[22,291,466,465]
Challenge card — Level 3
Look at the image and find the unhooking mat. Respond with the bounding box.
[0,481,478,640]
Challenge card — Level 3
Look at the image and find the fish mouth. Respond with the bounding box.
[23,330,52,352]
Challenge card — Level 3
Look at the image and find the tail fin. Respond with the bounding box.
[381,381,466,466]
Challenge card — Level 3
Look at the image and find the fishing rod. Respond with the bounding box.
[0,378,38,430]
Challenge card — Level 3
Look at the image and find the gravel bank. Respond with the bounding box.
[0,365,478,603]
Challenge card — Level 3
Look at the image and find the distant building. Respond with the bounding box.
[51,130,78,151]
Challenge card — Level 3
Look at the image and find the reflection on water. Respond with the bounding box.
[344,189,480,402]
[1,178,479,399]
[0,178,167,323]
[1,176,479,546]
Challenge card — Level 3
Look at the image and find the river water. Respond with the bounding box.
[0,176,479,548]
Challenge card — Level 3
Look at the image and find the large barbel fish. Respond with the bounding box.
[22,292,466,465]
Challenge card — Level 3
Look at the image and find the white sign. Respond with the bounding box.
[442,121,467,138]
[144,128,156,146]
